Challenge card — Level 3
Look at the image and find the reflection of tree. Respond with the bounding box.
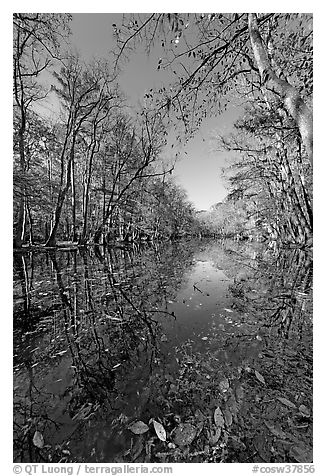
[13,254,32,327]
[14,242,197,462]
[229,244,312,339]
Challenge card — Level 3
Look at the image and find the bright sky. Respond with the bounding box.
[69,13,240,210]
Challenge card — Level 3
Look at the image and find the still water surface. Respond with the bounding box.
[13,240,312,463]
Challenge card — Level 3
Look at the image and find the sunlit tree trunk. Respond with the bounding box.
[80,140,98,244]
[45,131,76,247]
[26,199,34,245]
[71,157,77,242]
[248,13,313,164]
[15,196,26,248]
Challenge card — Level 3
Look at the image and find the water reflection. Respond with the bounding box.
[13,240,312,463]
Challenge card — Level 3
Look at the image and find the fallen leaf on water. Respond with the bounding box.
[264,421,287,439]
[290,445,313,463]
[219,378,230,393]
[174,423,197,447]
[153,420,166,441]
[208,427,222,445]
[226,394,238,414]
[130,437,145,461]
[33,430,44,448]
[255,370,266,385]
[235,384,244,402]
[253,434,272,461]
[223,408,233,427]
[214,407,225,428]
[277,397,296,409]
[299,404,311,417]
[128,421,149,435]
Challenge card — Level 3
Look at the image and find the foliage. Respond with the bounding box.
[115,13,313,246]
[13,39,199,247]
[196,198,256,239]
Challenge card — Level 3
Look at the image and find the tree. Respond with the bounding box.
[115,13,312,245]
[247,14,312,164]
[219,100,312,245]
[92,108,173,244]
[116,14,312,160]
[44,57,119,246]
[13,13,71,247]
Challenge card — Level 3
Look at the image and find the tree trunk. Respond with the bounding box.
[45,135,75,247]
[80,142,97,244]
[26,199,34,245]
[45,190,68,247]
[71,157,77,242]
[14,195,26,248]
[248,13,313,164]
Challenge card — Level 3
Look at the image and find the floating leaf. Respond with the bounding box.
[208,427,221,445]
[174,423,196,446]
[277,397,296,409]
[290,445,313,463]
[214,407,224,428]
[226,394,238,414]
[223,408,233,427]
[299,404,311,417]
[264,421,287,439]
[153,420,166,441]
[128,421,149,435]
[253,434,272,461]
[235,384,244,402]
[194,408,205,422]
[255,370,266,385]
[219,378,229,393]
[33,430,44,448]
[130,437,144,461]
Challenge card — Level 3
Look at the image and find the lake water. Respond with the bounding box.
[13,240,313,463]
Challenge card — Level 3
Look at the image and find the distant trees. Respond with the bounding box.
[196,198,255,239]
